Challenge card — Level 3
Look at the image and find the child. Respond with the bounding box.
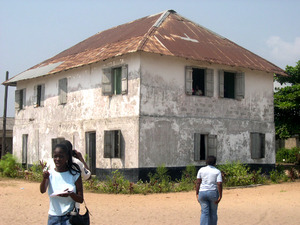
[40,143,84,225]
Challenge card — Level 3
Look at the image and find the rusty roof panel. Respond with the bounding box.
[4,10,286,85]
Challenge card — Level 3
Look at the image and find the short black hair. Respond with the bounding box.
[206,156,216,166]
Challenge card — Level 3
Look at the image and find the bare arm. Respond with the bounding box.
[69,175,84,203]
[40,171,49,193]
[215,182,223,204]
[196,178,202,200]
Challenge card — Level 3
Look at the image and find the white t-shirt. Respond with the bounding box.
[197,165,222,192]
[47,157,91,181]
[48,169,80,216]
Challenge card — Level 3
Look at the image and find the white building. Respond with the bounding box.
[4,10,286,181]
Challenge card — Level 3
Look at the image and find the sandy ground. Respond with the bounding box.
[0,178,300,225]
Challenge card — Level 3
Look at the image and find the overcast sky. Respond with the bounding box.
[1,0,300,117]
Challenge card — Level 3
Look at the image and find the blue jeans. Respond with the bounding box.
[48,214,71,225]
[198,190,219,225]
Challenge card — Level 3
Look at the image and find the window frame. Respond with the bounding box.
[194,133,217,161]
[219,70,245,100]
[104,130,121,158]
[58,78,68,105]
[15,88,26,111]
[34,84,45,107]
[250,132,265,159]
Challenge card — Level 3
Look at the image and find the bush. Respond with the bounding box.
[218,161,266,187]
[276,147,300,163]
[269,165,289,183]
[0,153,20,177]
[148,164,173,193]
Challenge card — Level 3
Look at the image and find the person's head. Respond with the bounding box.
[61,140,73,152]
[53,143,71,171]
[206,156,217,166]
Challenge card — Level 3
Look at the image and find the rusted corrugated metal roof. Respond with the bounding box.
[4,10,286,85]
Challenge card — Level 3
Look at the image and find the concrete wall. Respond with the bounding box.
[13,54,141,169]
[139,53,275,168]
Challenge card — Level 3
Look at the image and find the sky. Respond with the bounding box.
[1,0,300,117]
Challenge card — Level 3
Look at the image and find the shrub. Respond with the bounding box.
[102,170,131,194]
[218,161,266,187]
[148,164,172,193]
[0,153,20,177]
[269,165,289,183]
[276,147,300,163]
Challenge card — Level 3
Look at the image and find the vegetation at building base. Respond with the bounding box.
[1,154,299,194]
[276,147,300,164]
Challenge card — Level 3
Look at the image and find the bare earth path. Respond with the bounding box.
[0,178,299,225]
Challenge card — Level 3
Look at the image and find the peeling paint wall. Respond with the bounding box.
[139,52,275,167]
[13,53,141,169]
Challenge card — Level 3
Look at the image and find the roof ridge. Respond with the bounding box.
[137,10,175,51]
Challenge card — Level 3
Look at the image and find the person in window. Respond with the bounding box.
[40,143,83,225]
[196,156,223,225]
[195,85,203,96]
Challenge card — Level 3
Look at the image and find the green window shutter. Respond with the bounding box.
[218,70,224,98]
[104,131,112,158]
[251,133,261,159]
[22,88,26,109]
[33,85,38,107]
[22,134,28,165]
[208,135,217,157]
[194,133,201,161]
[15,90,21,111]
[59,78,67,104]
[40,84,45,106]
[102,68,113,96]
[235,72,245,100]
[185,66,193,95]
[205,69,214,97]
[121,65,128,95]
[114,68,122,95]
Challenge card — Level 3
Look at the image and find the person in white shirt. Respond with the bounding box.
[196,156,223,225]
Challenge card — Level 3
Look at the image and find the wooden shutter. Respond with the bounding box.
[251,133,261,159]
[40,84,45,106]
[104,131,112,158]
[59,78,67,104]
[260,133,265,158]
[22,134,28,164]
[205,69,214,97]
[15,90,21,111]
[185,66,193,95]
[235,72,245,100]
[207,135,217,157]
[22,88,26,109]
[194,133,201,161]
[102,68,113,96]
[33,85,38,107]
[121,65,128,95]
[115,130,121,158]
[218,70,224,98]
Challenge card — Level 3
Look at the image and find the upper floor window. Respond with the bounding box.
[34,84,45,107]
[185,66,214,97]
[219,70,245,100]
[58,78,68,105]
[15,88,26,111]
[102,65,128,96]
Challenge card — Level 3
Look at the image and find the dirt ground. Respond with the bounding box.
[0,178,299,225]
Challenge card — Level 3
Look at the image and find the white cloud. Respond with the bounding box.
[266,36,300,68]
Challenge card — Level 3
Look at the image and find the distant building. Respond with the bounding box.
[4,10,287,181]
[0,117,14,155]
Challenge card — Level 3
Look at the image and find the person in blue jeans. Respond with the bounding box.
[196,156,223,225]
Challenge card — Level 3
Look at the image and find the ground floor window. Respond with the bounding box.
[104,130,121,158]
[86,132,96,175]
[250,133,265,159]
[194,133,217,161]
[22,134,28,166]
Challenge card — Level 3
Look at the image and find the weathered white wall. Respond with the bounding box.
[13,53,141,169]
[139,52,275,167]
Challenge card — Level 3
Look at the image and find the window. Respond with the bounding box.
[194,134,217,161]
[22,134,28,166]
[102,65,128,96]
[104,130,121,158]
[15,88,26,111]
[34,84,45,107]
[219,70,245,100]
[86,132,96,175]
[58,78,68,104]
[185,67,214,97]
[51,137,65,157]
[250,133,265,159]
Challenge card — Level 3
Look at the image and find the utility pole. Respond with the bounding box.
[1,71,9,159]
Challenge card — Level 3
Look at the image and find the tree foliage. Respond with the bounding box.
[274,60,300,139]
